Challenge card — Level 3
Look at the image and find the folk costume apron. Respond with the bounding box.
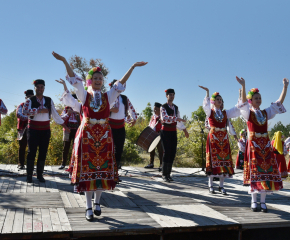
[271,140,288,179]
[243,110,283,192]
[206,109,235,177]
[67,92,118,192]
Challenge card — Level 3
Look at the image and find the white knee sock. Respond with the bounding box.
[260,192,267,209]
[251,193,257,208]
[85,191,93,215]
[94,190,102,211]
[208,176,214,188]
[219,177,224,188]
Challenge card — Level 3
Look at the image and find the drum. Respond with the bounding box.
[136,127,161,152]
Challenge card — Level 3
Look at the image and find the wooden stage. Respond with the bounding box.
[1,165,290,240]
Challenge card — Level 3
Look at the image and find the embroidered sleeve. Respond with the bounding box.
[285,137,290,149]
[226,99,242,119]
[65,72,87,105]
[50,100,64,125]
[238,140,245,153]
[283,143,288,155]
[0,100,7,115]
[60,108,69,121]
[22,99,38,116]
[127,98,138,121]
[160,107,177,123]
[16,104,28,121]
[148,116,154,128]
[265,100,286,120]
[60,90,82,113]
[203,97,211,118]
[237,100,250,121]
[176,110,186,130]
[227,119,237,136]
[107,80,126,107]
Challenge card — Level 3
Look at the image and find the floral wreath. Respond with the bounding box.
[240,129,246,136]
[210,92,220,104]
[246,88,259,104]
[85,67,102,89]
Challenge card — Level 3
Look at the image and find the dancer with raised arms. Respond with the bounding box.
[199,78,244,195]
[52,51,147,221]
[238,77,288,213]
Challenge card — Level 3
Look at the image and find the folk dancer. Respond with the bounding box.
[271,131,288,179]
[235,129,247,169]
[238,77,288,213]
[53,51,147,221]
[16,90,34,169]
[23,79,70,183]
[109,79,138,170]
[199,77,244,195]
[59,94,81,170]
[284,133,290,174]
[0,99,7,126]
[144,102,163,171]
[160,89,189,182]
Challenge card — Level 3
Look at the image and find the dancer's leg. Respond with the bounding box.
[208,176,214,190]
[251,193,257,209]
[260,192,267,211]
[94,190,102,211]
[219,176,224,187]
[85,191,93,216]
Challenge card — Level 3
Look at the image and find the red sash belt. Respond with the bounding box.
[109,118,125,129]
[28,120,50,130]
[162,124,177,132]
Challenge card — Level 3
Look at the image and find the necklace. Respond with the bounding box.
[89,92,102,112]
[253,108,266,125]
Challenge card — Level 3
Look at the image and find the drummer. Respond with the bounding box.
[109,80,138,170]
[144,102,163,171]
[160,89,189,182]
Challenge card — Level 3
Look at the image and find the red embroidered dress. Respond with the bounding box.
[203,97,241,177]
[271,140,288,179]
[239,100,286,193]
[64,73,125,192]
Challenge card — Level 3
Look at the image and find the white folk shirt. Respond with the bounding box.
[160,104,186,130]
[23,97,64,125]
[110,95,137,122]
[17,103,28,121]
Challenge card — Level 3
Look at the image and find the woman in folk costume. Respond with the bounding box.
[271,131,288,179]
[199,77,244,195]
[238,77,289,213]
[284,134,290,173]
[52,51,147,221]
[235,129,247,169]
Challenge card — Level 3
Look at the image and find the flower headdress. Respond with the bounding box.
[210,92,220,104]
[85,67,102,90]
[246,88,259,104]
[240,129,246,136]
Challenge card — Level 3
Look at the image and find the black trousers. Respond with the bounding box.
[27,128,51,177]
[18,129,27,166]
[62,129,77,166]
[160,130,177,164]
[149,141,163,166]
[111,127,126,166]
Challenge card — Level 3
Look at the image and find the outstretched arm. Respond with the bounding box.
[52,52,74,77]
[55,78,68,92]
[119,62,148,85]
[198,86,209,97]
[278,78,289,104]
[236,77,246,103]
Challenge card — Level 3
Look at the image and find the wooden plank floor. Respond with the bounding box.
[0,165,290,239]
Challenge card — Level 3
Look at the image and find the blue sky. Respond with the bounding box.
[1,0,290,128]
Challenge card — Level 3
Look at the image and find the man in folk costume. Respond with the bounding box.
[53,51,147,221]
[0,99,8,126]
[59,93,81,170]
[144,102,163,171]
[160,89,189,182]
[23,79,70,183]
[109,79,138,169]
[16,90,34,169]
[235,129,247,169]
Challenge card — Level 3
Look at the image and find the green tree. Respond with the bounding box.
[69,55,109,92]
[191,106,206,122]
[142,103,152,123]
[269,121,290,139]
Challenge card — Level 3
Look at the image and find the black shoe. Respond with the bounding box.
[218,187,227,195]
[251,202,258,212]
[27,175,33,183]
[79,192,84,195]
[168,176,174,182]
[85,208,94,221]
[260,202,268,213]
[162,175,171,183]
[144,163,154,169]
[93,203,101,216]
[158,167,162,172]
[18,165,25,170]
[118,164,122,170]
[209,187,215,194]
[37,176,45,182]
[58,165,65,170]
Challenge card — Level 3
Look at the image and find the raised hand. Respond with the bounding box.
[55,78,68,92]
[52,51,65,62]
[133,61,148,67]
[236,76,245,86]
[283,78,289,87]
[198,86,209,92]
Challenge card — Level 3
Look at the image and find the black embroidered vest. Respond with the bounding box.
[29,96,52,119]
[162,103,178,127]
